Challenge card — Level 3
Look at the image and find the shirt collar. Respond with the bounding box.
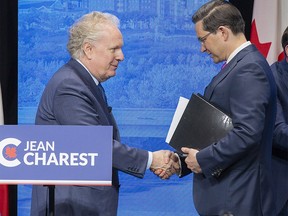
[75,58,100,85]
[226,41,251,64]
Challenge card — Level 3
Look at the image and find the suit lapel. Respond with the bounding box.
[67,59,120,140]
[205,62,234,100]
[205,45,255,100]
[67,59,112,115]
[67,59,108,110]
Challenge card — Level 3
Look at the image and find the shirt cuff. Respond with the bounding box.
[146,151,153,169]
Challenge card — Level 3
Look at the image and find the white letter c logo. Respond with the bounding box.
[0,138,21,167]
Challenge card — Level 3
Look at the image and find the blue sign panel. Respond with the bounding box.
[0,125,112,185]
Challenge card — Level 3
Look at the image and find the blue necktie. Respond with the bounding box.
[98,83,108,105]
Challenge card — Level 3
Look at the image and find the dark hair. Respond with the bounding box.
[192,0,245,35]
[281,26,288,51]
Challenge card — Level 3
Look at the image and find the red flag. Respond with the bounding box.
[0,185,9,216]
[250,0,288,64]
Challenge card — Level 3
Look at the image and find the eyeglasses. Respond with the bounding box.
[198,32,213,44]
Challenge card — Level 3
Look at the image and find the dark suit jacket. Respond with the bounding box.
[30,59,149,216]
[271,59,288,214]
[180,45,277,216]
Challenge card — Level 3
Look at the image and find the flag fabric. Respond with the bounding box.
[250,0,288,65]
[0,185,9,216]
[0,83,9,216]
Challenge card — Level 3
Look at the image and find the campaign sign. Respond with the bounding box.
[0,125,112,186]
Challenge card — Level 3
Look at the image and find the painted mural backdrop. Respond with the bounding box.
[18,0,220,215]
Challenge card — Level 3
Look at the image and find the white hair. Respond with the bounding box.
[67,11,120,59]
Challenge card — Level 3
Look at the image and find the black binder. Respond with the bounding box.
[168,93,233,152]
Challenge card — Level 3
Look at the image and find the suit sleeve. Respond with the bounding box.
[49,77,149,178]
[197,61,274,178]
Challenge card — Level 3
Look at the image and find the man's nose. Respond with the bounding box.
[116,49,124,61]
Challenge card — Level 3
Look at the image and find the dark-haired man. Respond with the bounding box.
[179,1,277,215]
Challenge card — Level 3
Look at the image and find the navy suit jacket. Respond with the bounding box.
[271,59,288,214]
[31,59,148,216]
[180,45,277,216]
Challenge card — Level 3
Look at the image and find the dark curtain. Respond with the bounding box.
[0,0,253,216]
[230,0,254,39]
[0,1,18,124]
[0,0,18,215]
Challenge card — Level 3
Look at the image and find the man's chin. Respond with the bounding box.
[106,72,116,80]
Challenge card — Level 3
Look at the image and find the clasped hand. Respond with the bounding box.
[150,150,180,179]
[181,147,201,173]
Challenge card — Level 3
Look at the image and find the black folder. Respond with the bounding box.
[168,93,233,152]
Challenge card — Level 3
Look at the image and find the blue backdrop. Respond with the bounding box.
[18,0,221,215]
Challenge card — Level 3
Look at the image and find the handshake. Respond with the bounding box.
[150,150,180,179]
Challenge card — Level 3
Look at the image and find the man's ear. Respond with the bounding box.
[285,44,288,57]
[218,26,229,41]
[82,42,94,60]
